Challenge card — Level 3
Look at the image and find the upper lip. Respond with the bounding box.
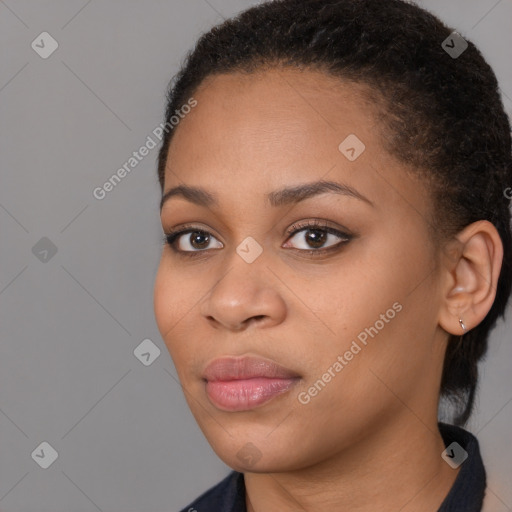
[202,355,301,382]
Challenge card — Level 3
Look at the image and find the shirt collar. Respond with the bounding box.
[437,421,486,511]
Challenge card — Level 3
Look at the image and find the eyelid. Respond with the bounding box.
[285,218,352,237]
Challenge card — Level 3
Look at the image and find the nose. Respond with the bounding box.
[199,255,287,332]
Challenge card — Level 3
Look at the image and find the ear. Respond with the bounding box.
[438,220,503,336]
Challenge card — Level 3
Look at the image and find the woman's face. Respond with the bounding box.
[154,68,449,472]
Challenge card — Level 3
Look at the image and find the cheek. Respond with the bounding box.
[153,261,191,350]
[153,260,208,372]
[300,229,432,375]
[153,263,172,338]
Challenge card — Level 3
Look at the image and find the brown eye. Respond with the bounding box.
[284,224,351,252]
[165,229,223,252]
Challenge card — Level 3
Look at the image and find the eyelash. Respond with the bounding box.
[162,219,353,258]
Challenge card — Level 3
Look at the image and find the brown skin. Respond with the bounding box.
[153,68,503,511]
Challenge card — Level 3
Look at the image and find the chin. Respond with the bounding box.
[205,432,310,473]
[223,451,300,474]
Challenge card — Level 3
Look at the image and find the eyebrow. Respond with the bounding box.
[159,179,373,211]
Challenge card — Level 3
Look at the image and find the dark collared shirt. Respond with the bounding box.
[179,422,486,511]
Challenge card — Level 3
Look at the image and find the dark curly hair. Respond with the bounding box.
[156,0,512,426]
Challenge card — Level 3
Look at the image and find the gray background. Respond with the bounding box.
[0,1,511,511]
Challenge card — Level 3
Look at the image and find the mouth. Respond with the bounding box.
[202,355,301,411]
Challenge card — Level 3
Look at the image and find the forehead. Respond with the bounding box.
[166,68,380,176]
[162,67,430,224]
[173,67,379,142]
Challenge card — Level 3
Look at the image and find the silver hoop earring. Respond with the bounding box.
[459,318,466,334]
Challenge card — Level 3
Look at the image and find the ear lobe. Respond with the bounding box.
[438,220,503,336]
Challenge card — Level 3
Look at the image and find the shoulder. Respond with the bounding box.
[178,470,246,512]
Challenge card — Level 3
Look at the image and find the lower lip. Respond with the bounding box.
[205,377,299,411]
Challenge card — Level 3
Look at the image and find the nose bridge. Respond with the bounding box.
[215,218,269,280]
[199,241,286,330]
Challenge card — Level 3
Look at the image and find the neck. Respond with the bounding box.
[244,416,460,512]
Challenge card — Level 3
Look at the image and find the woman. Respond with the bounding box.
[153,0,511,510]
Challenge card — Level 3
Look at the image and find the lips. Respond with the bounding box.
[202,355,301,411]
[202,355,300,382]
